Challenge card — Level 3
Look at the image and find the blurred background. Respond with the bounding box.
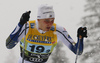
[0,0,100,63]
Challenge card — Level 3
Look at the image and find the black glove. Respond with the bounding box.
[19,11,31,25]
[77,27,87,38]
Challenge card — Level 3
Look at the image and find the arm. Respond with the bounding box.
[56,25,86,55]
[6,11,31,49]
[6,22,29,49]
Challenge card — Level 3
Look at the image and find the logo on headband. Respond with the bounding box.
[50,15,52,17]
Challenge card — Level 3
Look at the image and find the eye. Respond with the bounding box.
[45,20,49,22]
[44,19,54,24]
[51,21,54,23]
[44,20,49,24]
[51,19,54,21]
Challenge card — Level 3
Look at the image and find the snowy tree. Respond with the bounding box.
[79,0,100,63]
[50,41,69,63]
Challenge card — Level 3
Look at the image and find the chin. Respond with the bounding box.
[46,29,50,31]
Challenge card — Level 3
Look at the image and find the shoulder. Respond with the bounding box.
[28,20,36,25]
[50,23,65,31]
[27,20,36,29]
[56,24,67,33]
[28,20,36,23]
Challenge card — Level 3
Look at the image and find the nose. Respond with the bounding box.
[48,21,54,26]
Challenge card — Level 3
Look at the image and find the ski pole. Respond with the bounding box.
[21,11,31,63]
[22,23,27,63]
[75,36,82,63]
[75,27,87,63]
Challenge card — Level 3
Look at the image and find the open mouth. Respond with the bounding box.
[46,27,50,30]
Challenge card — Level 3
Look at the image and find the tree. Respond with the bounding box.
[79,0,100,63]
[50,41,69,63]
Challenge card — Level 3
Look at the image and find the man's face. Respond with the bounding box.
[38,18,55,31]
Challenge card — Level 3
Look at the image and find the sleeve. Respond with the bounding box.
[6,22,29,49]
[56,24,84,55]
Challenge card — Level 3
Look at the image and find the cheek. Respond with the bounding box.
[42,23,47,27]
[51,22,54,25]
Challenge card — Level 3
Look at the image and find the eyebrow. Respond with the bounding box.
[43,11,53,14]
[44,19,54,21]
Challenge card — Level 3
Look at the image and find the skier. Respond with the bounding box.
[6,4,87,63]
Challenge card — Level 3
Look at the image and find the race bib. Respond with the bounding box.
[26,42,52,53]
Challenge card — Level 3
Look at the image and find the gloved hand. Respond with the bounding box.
[77,27,87,38]
[19,11,31,25]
